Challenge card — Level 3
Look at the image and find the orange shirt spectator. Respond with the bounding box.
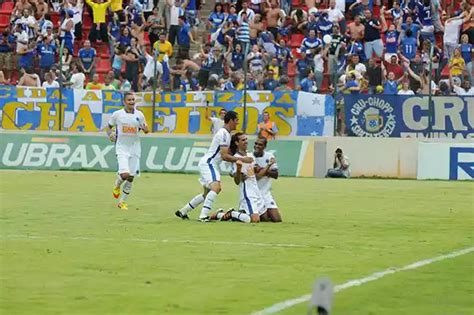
[257,112,278,140]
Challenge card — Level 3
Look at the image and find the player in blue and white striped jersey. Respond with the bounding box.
[175,111,254,222]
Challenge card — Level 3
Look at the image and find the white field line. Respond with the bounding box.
[252,246,474,315]
[0,234,308,248]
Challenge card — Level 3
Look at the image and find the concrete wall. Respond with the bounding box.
[305,137,473,179]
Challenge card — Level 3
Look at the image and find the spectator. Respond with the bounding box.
[299,70,317,92]
[59,10,75,53]
[67,63,86,89]
[328,24,346,84]
[18,42,36,73]
[300,29,322,59]
[367,58,382,94]
[167,0,185,46]
[248,44,265,74]
[86,73,105,89]
[317,13,333,36]
[384,55,404,80]
[450,75,474,96]
[342,72,360,93]
[238,1,255,24]
[382,62,405,95]
[237,13,251,49]
[326,147,350,178]
[249,13,264,45]
[400,29,418,61]
[118,27,132,46]
[346,15,364,41]
[384,24,399,61]
[267,57,280,80]
[177,15,196,59]
[416,0,434,43]
[448,48,466,79]
[108,12,123,49]
[78,40,97,80]
[264,0,284,40]
[398,80,415,95]
[38,36,57,80]
[257,111,278,140]
[443,14,466,61]
[61,47,73,75]
[399,15,420,40]
[326,0,345,32]
[39,13,54,36]
[226,42,244,71]
[275,75,291,90]
[18,68,41,87]
[103,73,117,90]
[208,3,226,33]
[153,32,173,62]
[66,0,84,41]
[85,0,111,43]
[460,34,473,85]
[147,7,166,47]
[123,37,142,91]
[0,31,13,82]
[42,72,60,88]
[313,46,327,91]
[363,9,383,60]
[262,69,278,90]
[275,39,292,75]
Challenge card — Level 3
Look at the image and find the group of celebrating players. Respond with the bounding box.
[106,92,282,223]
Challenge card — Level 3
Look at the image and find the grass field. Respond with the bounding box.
[0,170,473,315]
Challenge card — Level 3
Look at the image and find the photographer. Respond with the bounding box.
[326,148,351,178]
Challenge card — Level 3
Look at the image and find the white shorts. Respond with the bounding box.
[117,154,140,176]
[262,192,278,209]
[239,196,266,215]
[198,162,221,188]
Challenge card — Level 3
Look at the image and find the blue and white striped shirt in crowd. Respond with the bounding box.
[237,22,250,43]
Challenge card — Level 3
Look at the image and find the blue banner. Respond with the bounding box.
[344,95,474,138]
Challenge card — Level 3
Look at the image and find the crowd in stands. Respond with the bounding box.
[0,0,472,96]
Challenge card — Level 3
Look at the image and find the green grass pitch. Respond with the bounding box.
[0,170,473,315]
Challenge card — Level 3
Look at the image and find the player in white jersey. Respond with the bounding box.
[253,137,282,222]
[175,111,253,221]
[105,92,149,210]
[229,132,268,223]
[205,105,226,135]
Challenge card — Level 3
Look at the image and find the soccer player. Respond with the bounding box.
[253,137,282,222]
[230,132,268,223]
[106,92,149,210]
[175,111,253,221]
[205,104,226,135]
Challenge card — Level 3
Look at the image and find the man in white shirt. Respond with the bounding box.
[42,72,60,88]
[443,16,464,61]
[175,111,254,222]
[326,0,345,30]
[238,2,255,24]
[67,64,86,89]
[451,76,474,96]
[205,106,226,135]
[167,0,185,45]
[326,147,350,178]
[106,92,149,210]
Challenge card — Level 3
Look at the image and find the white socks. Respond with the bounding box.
[115,175,124,188]
[200,191,218,218]
[231,211,251,223]
[179,194,205,215]
[120,181,132,202]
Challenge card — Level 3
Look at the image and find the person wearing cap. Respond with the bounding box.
[326,148,350,178]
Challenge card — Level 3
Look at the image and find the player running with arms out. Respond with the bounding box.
[230,132,269,223]
[175,111,253,222]
[106,92,149,210]
[253,137,282,222]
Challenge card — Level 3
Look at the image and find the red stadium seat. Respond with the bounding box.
[0,15,9,31]
[97,44,110,59]
[0,2,14,15]
[287,61,297,77]
[144,32,151,46]
[290,33,305,48]
[96,58,112,73]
